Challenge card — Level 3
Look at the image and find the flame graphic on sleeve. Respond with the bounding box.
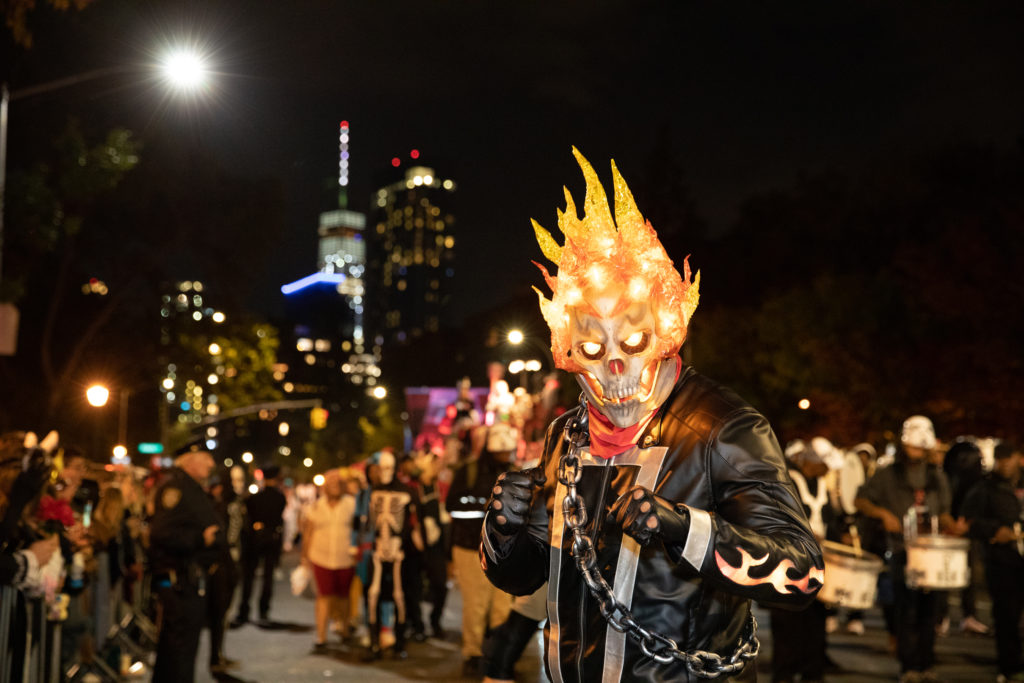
[715,547,823,595]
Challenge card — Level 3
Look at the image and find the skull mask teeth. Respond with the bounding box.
[570,295,678,427]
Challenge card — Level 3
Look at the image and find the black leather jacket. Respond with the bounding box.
[481,368,823,682]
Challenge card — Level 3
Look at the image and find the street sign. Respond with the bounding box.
[138,442,164,454]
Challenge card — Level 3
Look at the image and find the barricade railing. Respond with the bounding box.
[1,572,157,683]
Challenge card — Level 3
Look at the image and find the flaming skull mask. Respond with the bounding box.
[532,148,700,428]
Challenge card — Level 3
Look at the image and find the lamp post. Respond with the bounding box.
[0,48,212,355]
[506,329,550,390]
[86,383,131,458]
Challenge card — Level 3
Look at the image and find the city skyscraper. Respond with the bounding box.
[368,163,457,344]
[279,121,381,404]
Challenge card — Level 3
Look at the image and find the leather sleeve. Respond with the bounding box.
[480,415,563,597]
[683,409,824,610]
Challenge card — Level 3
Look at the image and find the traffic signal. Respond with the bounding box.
[310,407,329,430]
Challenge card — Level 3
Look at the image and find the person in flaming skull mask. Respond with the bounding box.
[480,148,824,682]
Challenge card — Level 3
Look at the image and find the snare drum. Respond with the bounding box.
[905,535,970,590]
[818,540,884,609]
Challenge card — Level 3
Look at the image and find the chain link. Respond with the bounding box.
[556,404,759,679]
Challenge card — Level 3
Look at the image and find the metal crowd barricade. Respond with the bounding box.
[1,585,16,683]
[1,576,157,683]
[0,587,63,683]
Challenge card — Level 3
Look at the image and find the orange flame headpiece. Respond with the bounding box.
[532,148,700,373]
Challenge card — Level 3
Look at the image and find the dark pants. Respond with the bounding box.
[237,547,279,621]
[401,549,425,634]
[988,562,1024,676]
[770,599,827,682]
[893,579,938,673]
[207,558,238,666]
[483,610,541,679]
[153,585,205,683]
[423,543,448,630]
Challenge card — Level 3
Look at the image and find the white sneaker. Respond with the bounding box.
[846,619,865,635]
[961,615,990,635]
[825,615,839,634]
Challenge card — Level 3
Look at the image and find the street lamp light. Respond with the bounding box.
[86,384,110,407]
[0,46,214,355]
[86,383,130,457]
[507,329,524,345]
[160,49,210,91]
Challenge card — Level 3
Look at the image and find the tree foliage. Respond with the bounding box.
[2,0,93,48]
[690,145,1024,444]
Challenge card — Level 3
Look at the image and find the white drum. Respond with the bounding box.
[818,540,884,610]
[905,535,970,590]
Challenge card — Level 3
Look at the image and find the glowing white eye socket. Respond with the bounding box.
[579,341,605,361]
[620,331,650,354]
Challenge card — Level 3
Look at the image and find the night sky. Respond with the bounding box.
[9,0,1024,322]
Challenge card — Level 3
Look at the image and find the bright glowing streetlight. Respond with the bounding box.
[508,359,525,374]
[241,451,254,464]
[160,49,210,91]
[86,384,110,407]
[1,45,216,357]
[507,329,524,345]
[208,343,221,356]
[313,474,325,486]
[112,445,128,459]
[372,386,387,400]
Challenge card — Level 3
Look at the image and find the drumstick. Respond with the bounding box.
[849,525,862,556]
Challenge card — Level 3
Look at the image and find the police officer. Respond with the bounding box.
[149,451,223,683]
[233,464,287,627]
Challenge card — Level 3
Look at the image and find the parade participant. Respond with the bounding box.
[961,442,1024,682]
[206,472,240,673]
[939,439,988,636]
[480,149,823,682]
[396,453,427,641]
[771,439,835,683]
[363,449,422,660]
[149,451,224,683]
[415,451,449,639]
[855,415,966,683]
[232,464,287,628]
[450,403,516,676]
[302,468,358,653]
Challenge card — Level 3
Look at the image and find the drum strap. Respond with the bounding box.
[790,470,828,538]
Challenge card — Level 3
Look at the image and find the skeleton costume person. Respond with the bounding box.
[480,149,824,682]
[363,449,419,660]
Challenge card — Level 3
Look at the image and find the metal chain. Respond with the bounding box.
[557,407,760,679]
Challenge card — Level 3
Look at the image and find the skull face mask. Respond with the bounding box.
[377,449,396,485]
[532,148,699,428]
[570,292,680,427]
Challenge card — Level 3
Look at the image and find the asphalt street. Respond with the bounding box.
[173,551,1001,682]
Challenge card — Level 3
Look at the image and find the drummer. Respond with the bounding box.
[854,415,968,683]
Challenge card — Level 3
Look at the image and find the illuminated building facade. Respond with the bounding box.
[369,165,457,343]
